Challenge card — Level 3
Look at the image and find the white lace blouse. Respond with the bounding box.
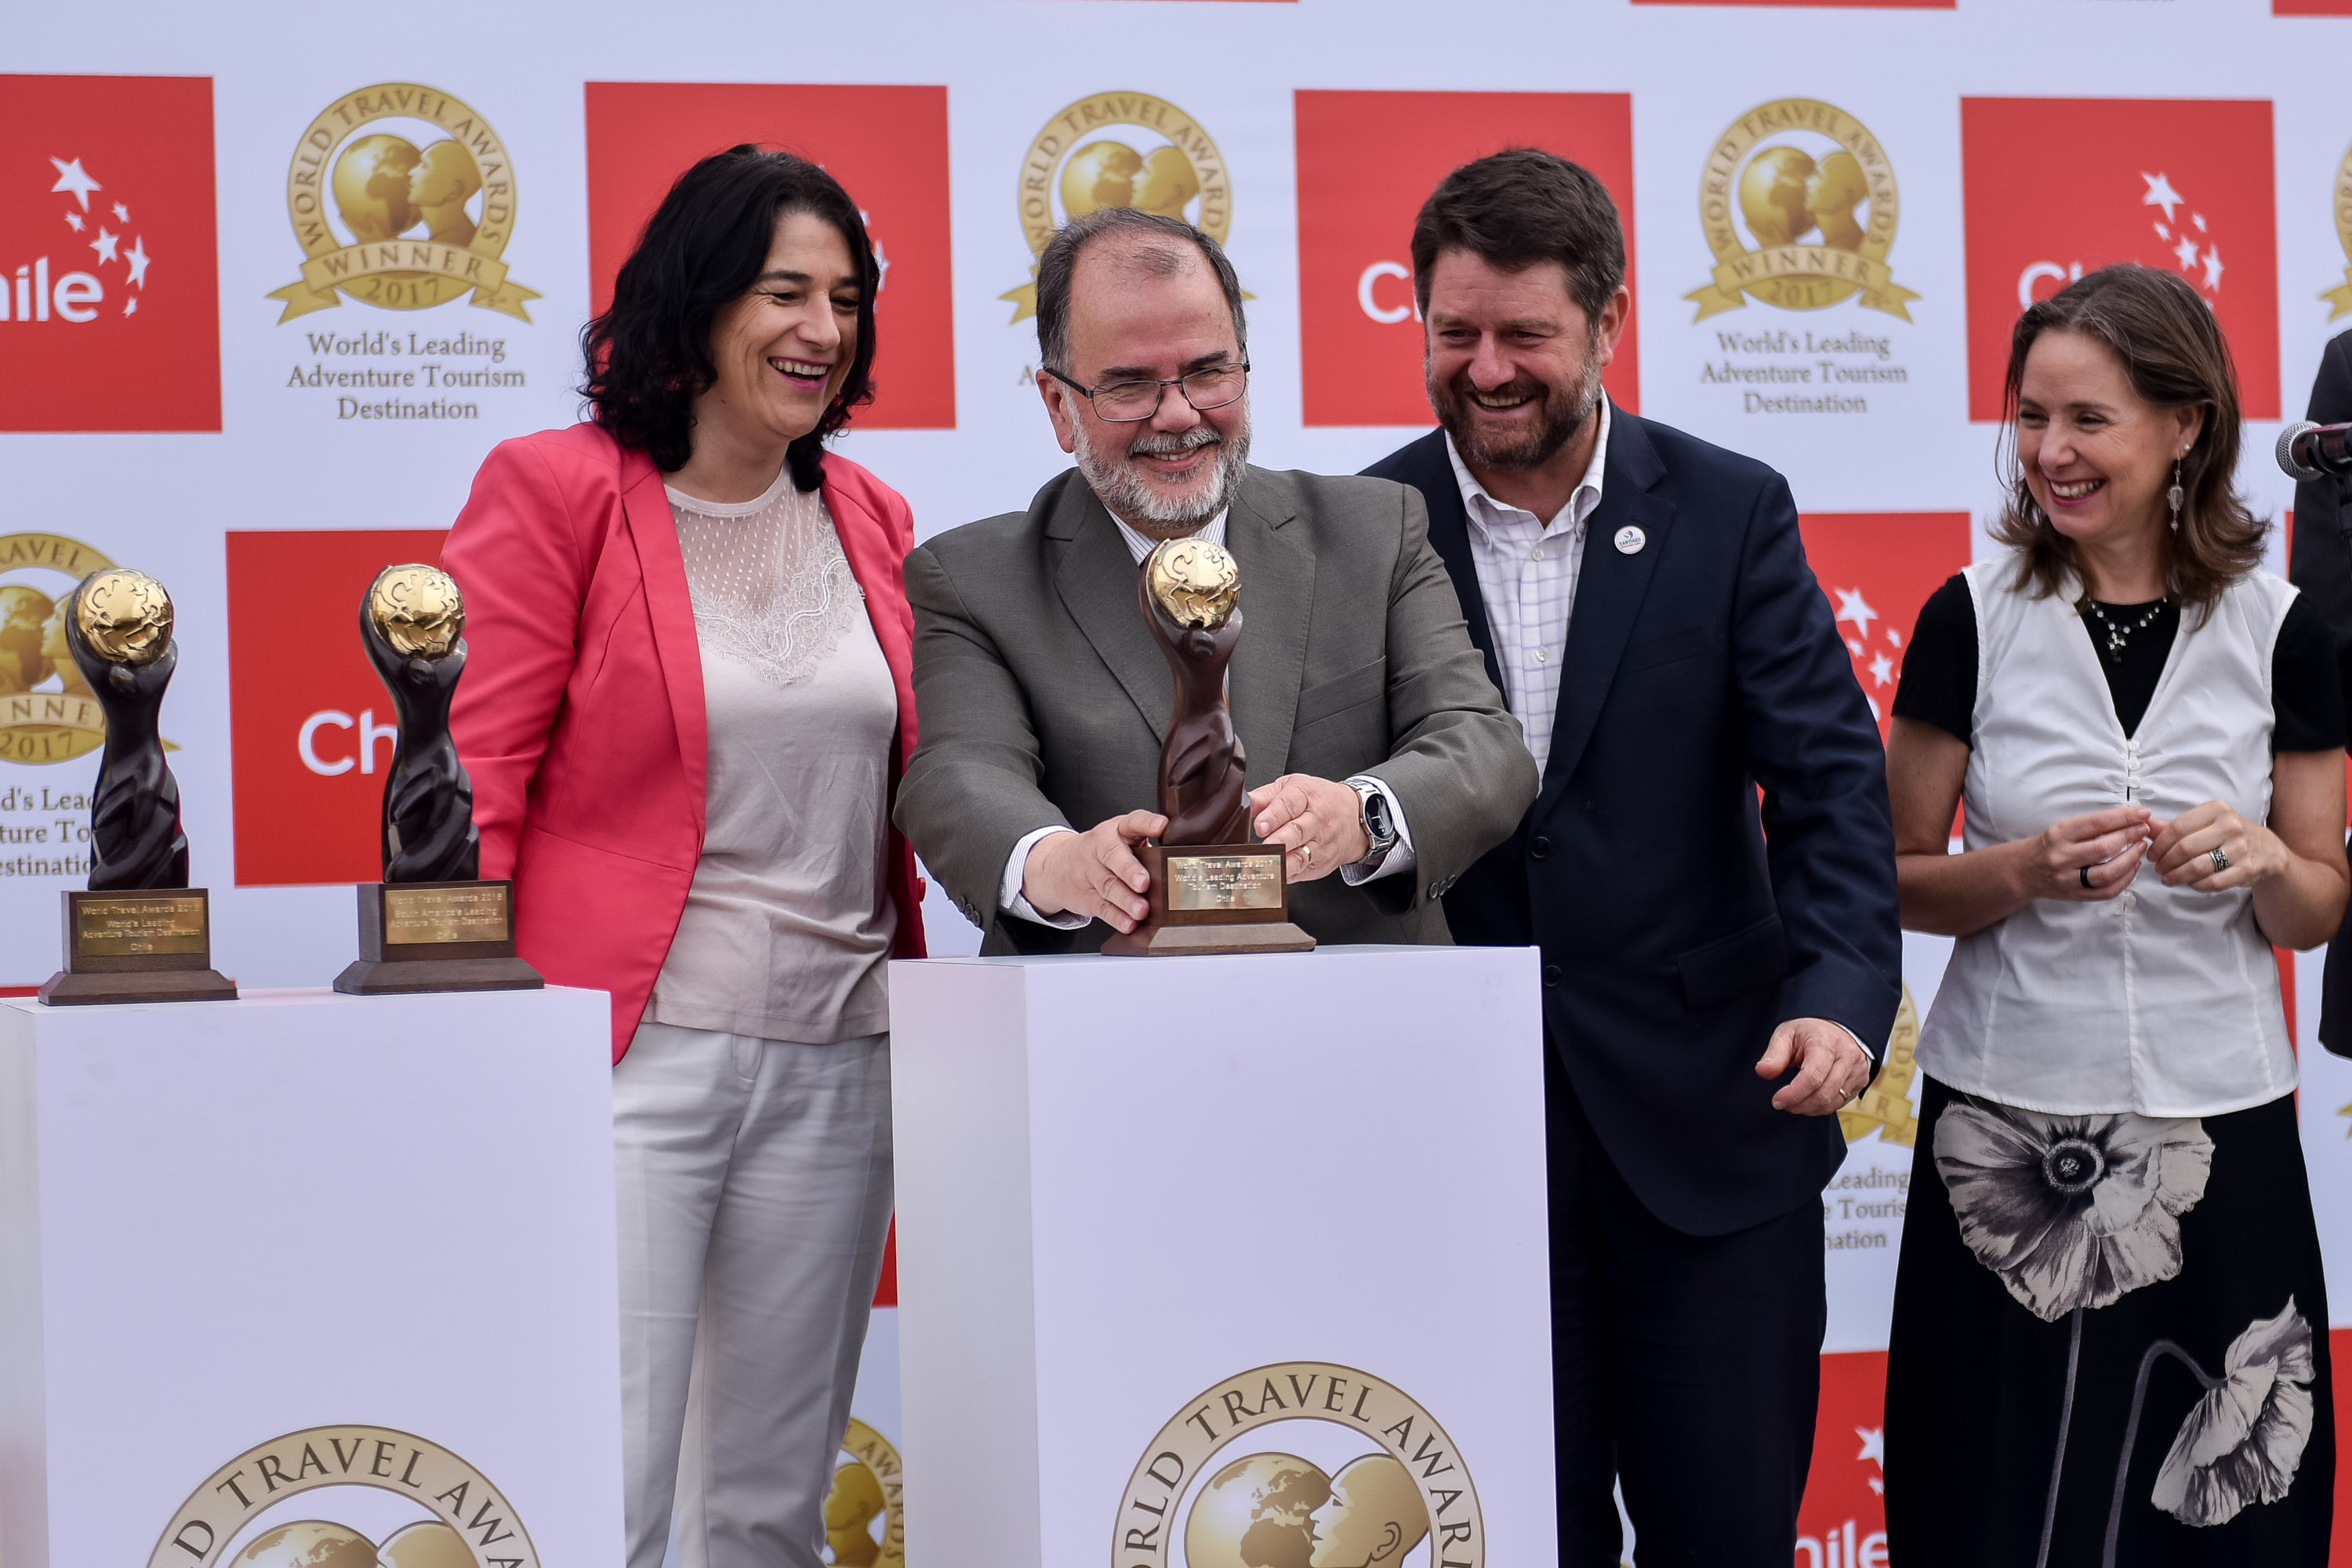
[643,463,898,1044]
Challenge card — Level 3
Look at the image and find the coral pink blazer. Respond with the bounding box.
[442,422,926,1062]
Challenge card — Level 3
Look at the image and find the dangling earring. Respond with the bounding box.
[2168,456,2184,532]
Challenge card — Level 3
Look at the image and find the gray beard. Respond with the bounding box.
[1073,405,1253,539]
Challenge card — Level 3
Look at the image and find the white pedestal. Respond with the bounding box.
[891,945,1553,1568]
[0,985,624,1568]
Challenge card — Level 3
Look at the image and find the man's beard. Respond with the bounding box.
[1428,342,1603,473]
[1073,404,1252,538]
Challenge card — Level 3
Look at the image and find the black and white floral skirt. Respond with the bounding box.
[1885,1076,2334,1566]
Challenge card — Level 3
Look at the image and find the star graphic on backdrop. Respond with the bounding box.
[1886,626,1904,650]
[122,297,137,317]
[1857,1426,1886,1468]
[48,156,100,210]
[1834,587,1878,641]
[63,211,83,233]
[2142,172,2183,222]
[2174,234,2201,273]
[1869,652,1895,688]
[124,237,150,289]
[2202,247,2224,292]
[111,201,129,223]
[88,227,118,265]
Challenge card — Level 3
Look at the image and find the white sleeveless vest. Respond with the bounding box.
[1915,558,2299,1116]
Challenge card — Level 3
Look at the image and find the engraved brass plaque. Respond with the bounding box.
[383,884,511,946]
[1167,852,1283,913]
[73,894,207,957]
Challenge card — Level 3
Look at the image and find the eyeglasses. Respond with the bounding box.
[1044,361,1250,423]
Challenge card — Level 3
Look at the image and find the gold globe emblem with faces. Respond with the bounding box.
[1146,539,1240,632]
[228,1519,470,1568]
[1003,92,1232,323]
[1115,1363,1483,1568]
[267,83,540,322]
[1686,99,1920,321]
[822,1417,906,1566]
[368,563,466,659]
[73,568,173,666]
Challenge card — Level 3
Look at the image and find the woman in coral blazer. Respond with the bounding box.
[443,147,922,1568]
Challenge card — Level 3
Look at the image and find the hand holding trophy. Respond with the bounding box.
[333,564,541,994]
[1100,539,1313,956]
[38,569,237,1004]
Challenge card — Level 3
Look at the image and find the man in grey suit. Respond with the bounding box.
[896,207,1535,953]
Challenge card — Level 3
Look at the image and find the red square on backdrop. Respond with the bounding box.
[227,530,449,887]
[1801,1351,1889,1564]
[2275,0,2352,13]
[584,82,954,430]
[1294,91,1638,426]
[0,75,219,432]
[1960,98,2278,421]
[1798,512,1973,743]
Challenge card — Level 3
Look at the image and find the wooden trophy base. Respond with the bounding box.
[1099,843,1316,957]
[333,880,545,996]
[38,889,238,1006]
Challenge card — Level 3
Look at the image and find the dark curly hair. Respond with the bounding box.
[1992,263,2263,621]
[581,145,877,492]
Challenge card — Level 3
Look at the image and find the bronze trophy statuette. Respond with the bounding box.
[1100,539,1315,957]
[333,564,542,995]
[38,569,237,1005]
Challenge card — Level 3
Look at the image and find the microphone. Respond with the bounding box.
[2276,420,2352,481]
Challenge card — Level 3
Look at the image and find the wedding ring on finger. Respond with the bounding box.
[2210,846,2230,874]
[1301,842,1313,869]
[2079,866,2092,890]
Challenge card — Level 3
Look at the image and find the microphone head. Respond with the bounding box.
[2279,421,2327,481]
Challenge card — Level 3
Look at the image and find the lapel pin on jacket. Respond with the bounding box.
[1614,524,1646,555]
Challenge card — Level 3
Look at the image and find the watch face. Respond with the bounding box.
[1363,788,1393,840]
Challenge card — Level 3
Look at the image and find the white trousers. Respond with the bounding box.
[613,1022,894,1568]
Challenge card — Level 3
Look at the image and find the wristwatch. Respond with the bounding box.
[1348,778,1399,863]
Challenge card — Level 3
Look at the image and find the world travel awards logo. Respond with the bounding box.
[148,1424,536,1568]
[1116,1363,1482,1568]
[1686,100,1920,419]
[0,74,220,431]
[1003,91,1231,344]
[270,84,539,423]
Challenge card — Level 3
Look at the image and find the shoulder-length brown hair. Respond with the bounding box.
[1991,263,2265,619]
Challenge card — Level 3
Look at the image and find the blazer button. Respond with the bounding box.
[1530,836,1551,860]
[1543,964,1562,989]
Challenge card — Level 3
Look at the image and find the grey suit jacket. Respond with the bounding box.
[895,464,1537,953]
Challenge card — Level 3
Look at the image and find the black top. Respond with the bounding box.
[1892,572,2343,749]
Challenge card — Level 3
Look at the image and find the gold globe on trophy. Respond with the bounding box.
[227,1521,376,1568]
[368,563,466,659]
[74,568,172,665]
[1145,538,1240,631]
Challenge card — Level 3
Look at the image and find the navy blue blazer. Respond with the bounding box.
[1366,412,1901,1236]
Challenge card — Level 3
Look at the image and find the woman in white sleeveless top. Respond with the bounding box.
[1882,265,2347,1566]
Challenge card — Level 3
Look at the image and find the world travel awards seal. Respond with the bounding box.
[2322,137,2352,320]
[1686,100,1920,419]
[147,1424,538,1568]
[1116,1363,1483,1568]
[36,568,238,1005]
[335,564,542,995]
[270,84,538,424]
[1002,92,1231,324]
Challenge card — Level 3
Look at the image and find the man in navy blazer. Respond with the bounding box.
[1363,151,1901,1567]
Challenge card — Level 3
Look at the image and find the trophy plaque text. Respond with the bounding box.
[1101,539,1314,958]
[39,569,237,1005]
[334,564,543,995]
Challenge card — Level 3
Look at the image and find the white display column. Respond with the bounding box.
[891,945,1552,1568]
[0,985,625,1568]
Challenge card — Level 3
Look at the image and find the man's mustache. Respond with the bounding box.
[1127,427,1224,458]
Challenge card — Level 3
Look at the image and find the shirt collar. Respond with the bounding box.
[1445,397,1611,537]
[1112,509,1229,565]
